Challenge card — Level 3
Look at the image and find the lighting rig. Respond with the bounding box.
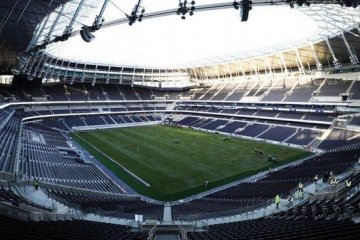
[80,0,110,42]
[13,0,360,78]
[127,0,146,26]
[177,0,196,20]
[233,0,253,22]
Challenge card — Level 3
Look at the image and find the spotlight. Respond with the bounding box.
[80,27,95,43]
[11,68,20,75]
[233,1,240,10]
[18,55,29,64]
[177,0,196,19]
[127,2,146,26]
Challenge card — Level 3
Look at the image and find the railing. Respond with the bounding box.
[173,154,315,205]
[6,181,55,212]
[147,224,188,240]
[147,225,157,240]
[14,120,23,175]
[173,198,272,221]
[178,225,189,240]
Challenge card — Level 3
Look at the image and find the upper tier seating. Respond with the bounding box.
[284,80,322,102]
[318,79,351,96]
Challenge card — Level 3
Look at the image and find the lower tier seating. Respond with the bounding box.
[0,214,147,240]
[187,218,360,240]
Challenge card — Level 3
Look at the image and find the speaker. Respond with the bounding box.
[80,28,95,43]
[240,0,252,22]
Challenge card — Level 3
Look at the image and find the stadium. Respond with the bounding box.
[1,0,360,239]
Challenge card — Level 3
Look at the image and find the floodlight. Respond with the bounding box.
[11,68,20,75]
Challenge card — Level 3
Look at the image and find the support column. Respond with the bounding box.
[107,66,111,84]
[341,32,359,65]
[325,38,341,68]
[216,65,221,81]
[278,52,288,75]
[251,58,259,79]
[71,62,78,83]
[64,60,71,80]
[45,4,66,42]
[93,0,111,29]
[93,64,97,85]
[202,67,209,82]
[227,63,233,81]
[57,59,64,81]
[119,66,124,84]
[49,58,58,80]
[294,48,305,74]
[264,56,272,74]
[81,63,86,82]
[310,43,322,70]
[26,14,50,52]
[26,51,41,76]
[39,55,49,78]
[193,68,198,84]
[33,52,45,77]
[64,0,86,34]
[238,62,245,78]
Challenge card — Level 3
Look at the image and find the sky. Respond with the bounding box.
[48,0,319,67]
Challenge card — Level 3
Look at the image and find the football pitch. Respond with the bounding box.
[71,125,311,201]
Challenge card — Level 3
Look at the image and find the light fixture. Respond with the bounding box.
[11,68,20,75]
[128,1,146,26]
[80,27,95,43]
[177,0,196,20]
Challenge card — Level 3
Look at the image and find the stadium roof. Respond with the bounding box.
[47,5,319,67]
[0,1,360,73]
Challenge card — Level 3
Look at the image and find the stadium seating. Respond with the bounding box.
[172,148,359,220]
[187,218,360,240]
[0,215,148,240]
[0,79,359,239]
[9,78,355,103]
[0,113,21,172]
[45,187,164,220]
[19,124,124,193]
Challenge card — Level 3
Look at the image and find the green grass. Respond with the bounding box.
[71,125,312,201]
